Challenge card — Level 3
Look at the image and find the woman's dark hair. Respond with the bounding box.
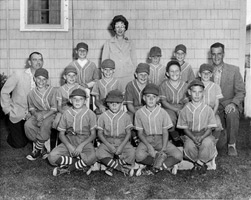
[111,15,129,31]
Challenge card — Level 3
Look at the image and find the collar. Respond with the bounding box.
[110,36,130,43]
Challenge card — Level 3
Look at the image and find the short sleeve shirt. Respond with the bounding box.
[135,105,173,135]
[177,102,217,132]
[28,85,57,112]
[202,81,223,108]
[91,77,123,100]
[97,110,133,138]
[180,62,195,83]
[58,106,97,136]
[159,79,188,105]
[149,63,166,86]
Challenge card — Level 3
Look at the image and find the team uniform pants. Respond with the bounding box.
[48,141,96,166]
[96,137,135,165]
[135,135,183,163]
[184,135,217,163]
[24,111,55,142]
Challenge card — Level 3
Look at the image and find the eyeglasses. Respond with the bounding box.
[115,25,125,29]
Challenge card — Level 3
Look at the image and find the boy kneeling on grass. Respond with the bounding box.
[135,83,183,175]
[177,80,218,172]
[96,89,135,176]
[48,88,97,176]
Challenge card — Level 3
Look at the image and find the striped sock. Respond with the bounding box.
[35,140,44,150]
[68,159,87,172]
[118,158,127,166]
[55,156,77,166]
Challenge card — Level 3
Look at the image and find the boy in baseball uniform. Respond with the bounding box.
[52,65,89,129]
[135,83,183,175]
[48,88,97,176]
[148,46,166,86]
[124,63,150,146]
[91,59,123,115]
[177,80,218,171]
[174,44,195,83]
[198,64,224,142]
[67,42,100,90]
[25,68,57,161]
[160,60,189,146]
[96,89,135,176]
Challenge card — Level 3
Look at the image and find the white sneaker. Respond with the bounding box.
[207,157,217,170]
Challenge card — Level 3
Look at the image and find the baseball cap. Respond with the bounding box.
[64,65,77,75]
[199,64,213,73]
[175,44,187,53]
[188,79,205,89]
[34,68,49,79]
[149,46,162,57]
[101,59,115,69]
[69,89,88,98]
[143,83,159,96]
[76,42,88,51]
[135,63,150,75]
[166,60,181,72]
[106,89,124,103]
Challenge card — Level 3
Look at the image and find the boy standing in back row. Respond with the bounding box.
[174,44,195,83]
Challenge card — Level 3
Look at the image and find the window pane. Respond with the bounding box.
[27,0,60,25]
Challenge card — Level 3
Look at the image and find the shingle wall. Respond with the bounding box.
[0,0,247,86]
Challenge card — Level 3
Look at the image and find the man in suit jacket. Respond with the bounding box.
[1,52,44,148]
[210,42,245,156]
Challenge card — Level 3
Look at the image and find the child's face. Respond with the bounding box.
[200,70,212,82]
[188,86,204,103]
[107,102,122,113]
[150,56,161,65]
[35,76,48,89]
[114,21,126,37]
[64,72,77,85]
[77,48,88,60]
[143,94,159,109]
[70,96,86,109]
[135,72,149,84]
[101,68,114,79]
[174,50,186,63]
[166,64,180,81]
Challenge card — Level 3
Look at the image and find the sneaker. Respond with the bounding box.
[140,166,155,176]
[171,164,178,175]
[228,145,238,156]
[119,166,130,176]
[53,166,70,176]
[105,167,114,176]
[26,149,41,161]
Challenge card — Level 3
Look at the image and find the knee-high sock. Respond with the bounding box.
[138,156,154,166]
[55,156,78,166]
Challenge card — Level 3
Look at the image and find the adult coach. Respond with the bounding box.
[1,52,44,148]
[102,15,137,91]
[210,42,245,156]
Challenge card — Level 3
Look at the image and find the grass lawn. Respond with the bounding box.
[0,115,251,200]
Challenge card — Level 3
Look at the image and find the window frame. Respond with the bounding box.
[20,0,69,32]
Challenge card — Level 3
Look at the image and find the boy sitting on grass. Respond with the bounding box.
[96,90,135,176]
[135,83,183,175]
[48,89,97,176]
[177,80,218,172]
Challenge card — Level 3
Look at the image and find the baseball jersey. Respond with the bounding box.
[97,109,133,138]
[159,79,188,105]
[27,86,57,112]
[202,81,223,109]
[180,62,195,83]
[57,106,97,136]
[68,60,100,85]
[135,105,173,135]
[125,79,146,110]
[91,77,122,100]
[149,63,166,86]
[177,102,217,132]
[56,83,84,107]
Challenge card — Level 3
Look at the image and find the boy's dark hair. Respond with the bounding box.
[28,52,43,60]
[111,15,129,31]
[166,60,181,72]
[210,42,225,53]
